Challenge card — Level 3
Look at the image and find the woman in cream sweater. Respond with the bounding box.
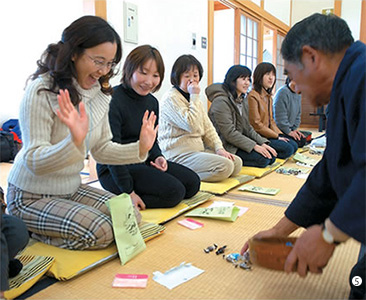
[158,55,242,182]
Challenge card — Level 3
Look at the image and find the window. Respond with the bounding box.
[239,14,258,71]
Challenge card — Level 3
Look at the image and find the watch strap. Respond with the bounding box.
[321,223,341,245]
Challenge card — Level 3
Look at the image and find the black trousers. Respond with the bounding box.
[98,161,200,209]
[1,214,29,290]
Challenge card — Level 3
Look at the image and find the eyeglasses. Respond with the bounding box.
[86,54,117,70]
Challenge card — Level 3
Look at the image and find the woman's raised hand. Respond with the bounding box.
[56,89,88,147]
[187,81,200,95]
[139,110,158,158]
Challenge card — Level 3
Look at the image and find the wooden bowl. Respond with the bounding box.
[248,237,297,271]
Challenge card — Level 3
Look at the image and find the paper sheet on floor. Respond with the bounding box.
[153,262,204,290]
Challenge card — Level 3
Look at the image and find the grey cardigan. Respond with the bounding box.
[206,83,268,154]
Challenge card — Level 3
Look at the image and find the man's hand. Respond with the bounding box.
[240,227,283,255]
[240,217,299,255]
[284,224,336,277]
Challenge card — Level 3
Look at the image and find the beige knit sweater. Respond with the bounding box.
[158,87,223,159]
[8,73,146,195]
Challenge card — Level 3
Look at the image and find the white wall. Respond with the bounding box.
[264,0,291,26]
[249,0,261,7]
[107,0,208,108]
[0,0,85,126]
[213,8,235,83]
[291,0,362,42]
[341,0,362,41]
[0,0,208,125]
[291,0,334,25]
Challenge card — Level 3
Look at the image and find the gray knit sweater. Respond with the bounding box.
[273,85,302,135]
[8,73,146,195]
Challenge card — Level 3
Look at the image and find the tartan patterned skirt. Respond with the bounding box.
[7,183,116,250]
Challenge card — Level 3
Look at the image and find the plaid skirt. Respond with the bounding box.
[6,183,116,250]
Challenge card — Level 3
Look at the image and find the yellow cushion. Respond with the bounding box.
[199,174,254,195]
[239,159,286,178]
[20,222,165,281]
[140,191,213,224]
[4,255,54,300]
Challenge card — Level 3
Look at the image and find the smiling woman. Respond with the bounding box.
[5,16,159,254]
[72,42,118,90]
[97,45,200,209]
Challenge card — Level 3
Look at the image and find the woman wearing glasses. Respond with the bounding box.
[97,45,200,210]
[6,16,157,250]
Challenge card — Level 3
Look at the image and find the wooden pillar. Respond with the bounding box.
[234,9,240,65]
[334,0,342,17]
[361,0,366,43]
[95,0,107,20]
[208,0,214,86]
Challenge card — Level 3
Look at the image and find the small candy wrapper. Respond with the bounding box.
[112,274,148,288]
[178,218,204,230]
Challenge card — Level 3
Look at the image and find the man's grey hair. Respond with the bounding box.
[281,13,354,66]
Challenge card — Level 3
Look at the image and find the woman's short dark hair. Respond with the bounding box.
[252,62,276,94]
[121,45,165,92]
[30,15,122,105]
[170,55,203,86]
[223,65,252,99]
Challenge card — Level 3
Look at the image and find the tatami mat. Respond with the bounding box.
[28,197,360,300]
[231,152,322,203]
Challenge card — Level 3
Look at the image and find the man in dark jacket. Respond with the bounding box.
[242,13,365,299]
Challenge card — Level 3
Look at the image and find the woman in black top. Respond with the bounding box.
[97,45,200,209]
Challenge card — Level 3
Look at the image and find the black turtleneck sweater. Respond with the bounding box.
[108,84,161,161]
[174,85,190,102]
[97,84,162,193]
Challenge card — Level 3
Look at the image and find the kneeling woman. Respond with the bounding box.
[206,65,277,168]
[158,55,242,182]
[97,45,200,209]
[248,62,298,159]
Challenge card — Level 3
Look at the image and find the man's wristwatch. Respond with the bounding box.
[321,223,341,245]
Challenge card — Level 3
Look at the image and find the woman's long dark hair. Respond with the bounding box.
[252,62,276,95]
[30,15,122,105]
